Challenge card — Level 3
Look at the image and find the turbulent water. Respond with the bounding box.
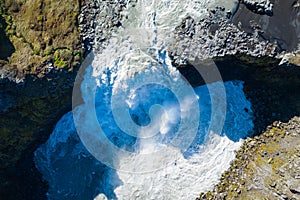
[34,0,253,199]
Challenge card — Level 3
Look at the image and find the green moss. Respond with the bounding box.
[54,57,67,68]
[37,15,43,22]
[53,49,72,68]
[270,127,285,135]
[44,48,55,57]
[270,157,285,172]
[33,46,40,55]
[0,0,82,75]
[260,142,280,155]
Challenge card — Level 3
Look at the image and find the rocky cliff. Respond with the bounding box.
[198,117,300,199]
[0,0,82,198]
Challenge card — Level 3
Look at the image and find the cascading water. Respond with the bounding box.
[34,0,253,199]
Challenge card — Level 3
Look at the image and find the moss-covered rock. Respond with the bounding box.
[0,0,83,80]
[198,117,300,200]
[0,67,79,199]
[0,0,84,199]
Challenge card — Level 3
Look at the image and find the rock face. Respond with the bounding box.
[0,0,83,199]
[0,69,78,199]
[233,0,300,53]
[0,0,83,82]
[79,0,130,54]
[240,0,273,16]
[170,7,278,65]
[170,0,300,66]
[198,116,300,200]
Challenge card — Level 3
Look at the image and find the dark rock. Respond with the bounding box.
[0,66,79,200]
[12,6,19,13]
[169,7,278,65]
[40,42,46,50]
[233,0,299,52]
[241,0,273,16]
[79,0,130,55]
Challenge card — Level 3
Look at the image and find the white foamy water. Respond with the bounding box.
[35,78,253,199]
[34,0,253,199]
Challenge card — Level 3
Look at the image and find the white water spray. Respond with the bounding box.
[35,0,252,199]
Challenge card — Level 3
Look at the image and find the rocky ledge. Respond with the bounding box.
[79,0,130,54]
[241,0,273,16]
[198,116,300,199]
[170,7,278,65]
[170,0,300,66]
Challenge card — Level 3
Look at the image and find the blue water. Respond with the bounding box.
[34,76,253,199]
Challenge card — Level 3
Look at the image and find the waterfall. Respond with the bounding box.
[34,0,253,199]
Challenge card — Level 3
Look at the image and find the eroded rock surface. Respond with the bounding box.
[79,0,131,54]
[170,0,300,66]
[241,0,273,16]
[169,7,278,66]
[198,117,300,200]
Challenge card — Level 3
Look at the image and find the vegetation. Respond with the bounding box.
[0,0,83,78]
